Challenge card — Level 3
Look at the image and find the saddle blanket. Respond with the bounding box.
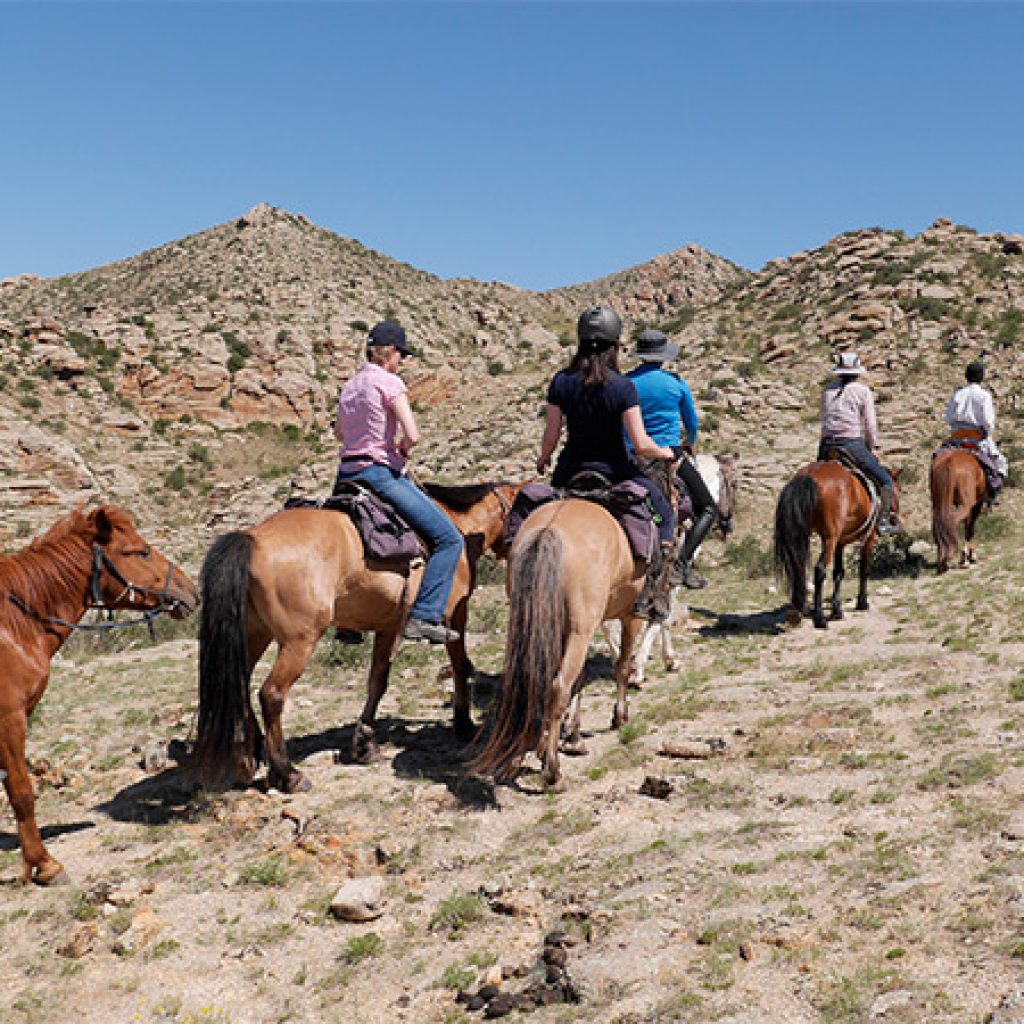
[504,479,658,563]
[285,483,426,562]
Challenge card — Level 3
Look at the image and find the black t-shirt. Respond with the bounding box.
[547,368,640,485]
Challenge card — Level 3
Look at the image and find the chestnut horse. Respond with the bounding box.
[0,506,197,884]
[192,481,519,792]
[472,498,647,791]
[930,446,987,573]
[774,461,899,629]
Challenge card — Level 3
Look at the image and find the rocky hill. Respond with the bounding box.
[1,206,1023,562]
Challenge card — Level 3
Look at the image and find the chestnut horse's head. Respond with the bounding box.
[89,506,198,619]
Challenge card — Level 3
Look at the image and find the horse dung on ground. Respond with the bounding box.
[0,506,197,884]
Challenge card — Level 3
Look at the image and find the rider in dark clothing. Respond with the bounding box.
[537,305,676,621]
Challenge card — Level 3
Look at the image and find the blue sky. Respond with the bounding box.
[2,2,1023,290]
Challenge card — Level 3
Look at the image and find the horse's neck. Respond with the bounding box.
[694,455,722,503]
[3,535,93,627]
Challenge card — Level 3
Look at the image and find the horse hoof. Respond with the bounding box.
[813,617,828,630]
[611,710,629,730]
[453,714,476,743]
[831,609,845,621]
[855,599,869,612]
[664,657,678,672]
[544,777,567,794]
[560,740,588,757]
[30,864,68,886]
[786,609,803,628]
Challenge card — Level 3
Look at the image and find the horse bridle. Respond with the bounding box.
[9,543,183,640]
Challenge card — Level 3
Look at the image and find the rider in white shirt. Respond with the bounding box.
[945,361,1008,500]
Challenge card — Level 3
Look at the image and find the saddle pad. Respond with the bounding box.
[937,438,1002,495]
[285,485,426,562]
[503,480,658,562]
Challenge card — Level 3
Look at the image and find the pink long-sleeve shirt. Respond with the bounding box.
[820,378,878,450]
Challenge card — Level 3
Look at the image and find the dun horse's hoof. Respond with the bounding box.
[26,860,67,886]
[560,739,588,757]
[831,608,845,621]
[269,769,310,794]
[855,597,869,611]
[352,723,379,765]
[813,616,828,630]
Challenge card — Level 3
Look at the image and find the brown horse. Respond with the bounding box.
[930,446,987,573]
[774,462,899,629]
[192,481,520,792]
[0,506,197,884]
[472,499,647,791]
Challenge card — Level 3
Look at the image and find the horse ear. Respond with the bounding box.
[91,506,114,543]
[891,467,902,481]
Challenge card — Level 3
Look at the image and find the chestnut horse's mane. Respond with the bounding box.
[0,505,129,632]
[421,480,511,512]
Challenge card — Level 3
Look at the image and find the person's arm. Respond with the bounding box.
[623,406,673,461]
[944,392,956,426]
[679,380,699,447]
[983,391,996,434]
[537,403,563,473]
[393,394,421,457]
[862,387,879,450]
[334,397,344,443]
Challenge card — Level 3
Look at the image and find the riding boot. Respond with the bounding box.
[876,485,899,536]
[670,507,716,589]
[633,540,675,623]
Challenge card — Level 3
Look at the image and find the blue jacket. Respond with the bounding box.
[626,364,699,447]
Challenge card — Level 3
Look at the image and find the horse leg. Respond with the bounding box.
[560,669,588,756]
[352,630,401,764]
[830,544,846,620]
[613,617,645,730]
[661,588,681,671]
[445,598,475,741]
[630,620,658,689]
[0,709,64,885]
[541,633,590,792]
[856,536,876,611]
[812,537,834,629]
[259,639,317,793]
[965,503,982,565]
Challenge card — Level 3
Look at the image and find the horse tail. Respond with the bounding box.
[472,528,568,781]
[193,531,257,789]
[774,474,818,613]
[930,458,959,568]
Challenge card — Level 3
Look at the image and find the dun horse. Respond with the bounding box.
[774,461,899,629]
[473,498,647,791]
[0,506,197,884]
[930,445,988,573]
[192,481,519,792]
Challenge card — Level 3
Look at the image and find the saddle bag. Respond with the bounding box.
[286,484,426,562]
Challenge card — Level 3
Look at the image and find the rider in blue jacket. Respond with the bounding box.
[627,329,718,589]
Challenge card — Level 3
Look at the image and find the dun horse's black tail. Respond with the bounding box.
[774,475,818,616]
[472,528,568,782]
[193,531,256,788]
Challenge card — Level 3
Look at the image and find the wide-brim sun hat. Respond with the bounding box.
[832,351,866,376]
[634,329,680,363]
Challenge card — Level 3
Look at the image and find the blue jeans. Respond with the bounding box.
[334,463,464,624]
[818,437,893,490]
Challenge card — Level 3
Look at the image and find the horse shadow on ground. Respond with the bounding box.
[96,739,202,828]
[0,820,94,854]
[690,603,791,636]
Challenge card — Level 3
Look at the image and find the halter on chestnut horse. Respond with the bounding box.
[930,432,988,573]
[774,460,899,629]
[192,480,520,792]
[472,497,649,791]
[0,506,197,884]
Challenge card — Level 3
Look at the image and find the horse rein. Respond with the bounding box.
[8,543,184,641]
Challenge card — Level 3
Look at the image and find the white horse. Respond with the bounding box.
[606,453,736,685]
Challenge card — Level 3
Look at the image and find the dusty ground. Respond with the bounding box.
[4,491,1024,1024]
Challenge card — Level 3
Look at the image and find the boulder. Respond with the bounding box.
[330,875,385,921]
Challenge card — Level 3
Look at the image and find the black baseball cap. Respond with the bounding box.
[367,320,414,356]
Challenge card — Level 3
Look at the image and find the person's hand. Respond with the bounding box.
[659,446,676,462]
[682,441,695,458]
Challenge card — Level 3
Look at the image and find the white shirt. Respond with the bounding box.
[945,382,995,435]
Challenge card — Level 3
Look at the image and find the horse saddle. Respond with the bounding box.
[504,476,658,562]
[285,484,427,563]
[820,446,881,531]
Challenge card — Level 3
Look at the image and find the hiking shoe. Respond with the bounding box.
[876,519,902,537]
[677,564,708,590]
[403,618,460,644]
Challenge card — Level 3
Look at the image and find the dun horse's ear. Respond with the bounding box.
[91,507,114,543]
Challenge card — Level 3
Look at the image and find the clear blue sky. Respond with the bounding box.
[2,2,1023,290]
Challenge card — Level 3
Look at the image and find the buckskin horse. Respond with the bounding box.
[192,480,520,792]
[0,506,197,884]
[774,461,899,629]
[472,497,649,791]
[930,435,988,573]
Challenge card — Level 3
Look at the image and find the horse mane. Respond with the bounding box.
[0,506,113,632]
[421,481,503,511]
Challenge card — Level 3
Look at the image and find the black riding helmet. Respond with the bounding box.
[577,305,622,346]
[966,361,985,383]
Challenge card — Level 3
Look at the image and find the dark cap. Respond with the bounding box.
[966,360,985,383]
[368,320,413,356]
